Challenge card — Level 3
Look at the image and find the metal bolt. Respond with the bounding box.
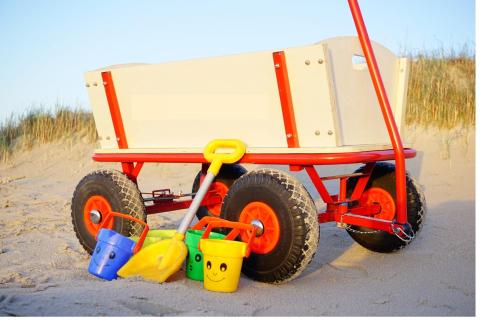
[305,59,311,65]
[251,219,265,237]
[286,133,293,138]
[328,130,333,135]
[90,210,102,224]
[315,130,320,136]
[85,83,90,88]
[103,81,108,86]
[318,58,324,64]
[92,82,98,87]
[274,63,280,69]
[105,136,111,140]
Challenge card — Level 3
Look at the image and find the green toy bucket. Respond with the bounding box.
[185,229,225,281]
[130,229,177,249]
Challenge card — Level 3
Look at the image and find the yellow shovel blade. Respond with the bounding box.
[117,233,187,283]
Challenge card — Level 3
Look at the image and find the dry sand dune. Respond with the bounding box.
[0,126,475,316]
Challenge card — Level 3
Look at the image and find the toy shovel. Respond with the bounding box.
[117,139,246,283]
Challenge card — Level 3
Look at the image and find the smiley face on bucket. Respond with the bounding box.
[188,253,203,273]
[92,245,117,268]
[204,259,228,283]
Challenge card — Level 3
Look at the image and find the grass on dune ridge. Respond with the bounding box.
[405,46,475,128]
[0,49,475,163]
[0,105,97,162]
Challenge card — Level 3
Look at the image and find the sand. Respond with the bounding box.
[0,126,475,316]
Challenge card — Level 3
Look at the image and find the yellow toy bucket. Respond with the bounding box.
[198,219,255,293]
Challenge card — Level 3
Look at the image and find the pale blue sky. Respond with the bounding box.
[0,0,475,123]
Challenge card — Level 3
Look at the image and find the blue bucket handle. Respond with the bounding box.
[98,211,149,254]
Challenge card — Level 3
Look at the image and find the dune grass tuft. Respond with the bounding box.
[405,47,475,129]
[1,105,98,162]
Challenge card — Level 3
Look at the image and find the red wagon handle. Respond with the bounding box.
[348,0,407,225]
[99,211,149,254]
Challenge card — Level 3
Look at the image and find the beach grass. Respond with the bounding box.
[405,47,475,128]
[0,105,98,162]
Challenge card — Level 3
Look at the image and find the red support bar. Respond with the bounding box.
[340,213,394,232]
[349,162,374,200]
[101,71,128,149]
[273,51,300,148]
[120,162,143,181]
[93,148,416,166]
[131,162,144,178]
[146,200,194,214]
[145,192,222,215]
[304,166,334,204]
[338,177,348,215]
[348,0,407,225]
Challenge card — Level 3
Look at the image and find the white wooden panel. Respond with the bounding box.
[320,37,407,146]
[84,71,118,149]
[101,52,287,150]
[285,44,338,148]
[86,38,408,154]
[394,58,409,141]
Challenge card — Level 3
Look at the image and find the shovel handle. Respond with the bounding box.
[100,211,149,254]
[203,139,246,175]
[199,220,255,257]
[175,140,246,235]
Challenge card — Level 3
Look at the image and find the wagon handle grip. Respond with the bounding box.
[203,139,246,176]
[99,211,149,254]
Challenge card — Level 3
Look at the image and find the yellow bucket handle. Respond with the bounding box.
[203,139,246,176]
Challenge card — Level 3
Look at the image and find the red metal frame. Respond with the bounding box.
[273,51,300,148]
[101,71,143,180]
[348,0,407,225]
[93,148,415,165]
[145,191,222,215]
[102,71,128,149]
[95,0,413,236]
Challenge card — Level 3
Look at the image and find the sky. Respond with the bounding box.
[0,0,475,123]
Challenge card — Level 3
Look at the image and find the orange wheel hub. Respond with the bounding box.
[359,187,396,220]
[83,195,113,238]
[239,201,280,254]
[207,182,229,217]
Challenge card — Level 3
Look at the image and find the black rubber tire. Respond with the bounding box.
[221,168,319,284]
[192,164,247,219]
[346,162,426,253]
[71,170,147,255]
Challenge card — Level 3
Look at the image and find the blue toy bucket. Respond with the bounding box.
[88,211,149,281]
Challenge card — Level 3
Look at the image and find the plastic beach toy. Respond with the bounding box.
[88,212,148,281]
[199,219,255,293]
[117,140,246,283]
[185,229,225,281]
[130,229,177,249]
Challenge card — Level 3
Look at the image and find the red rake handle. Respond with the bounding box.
[99,211,149,254]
